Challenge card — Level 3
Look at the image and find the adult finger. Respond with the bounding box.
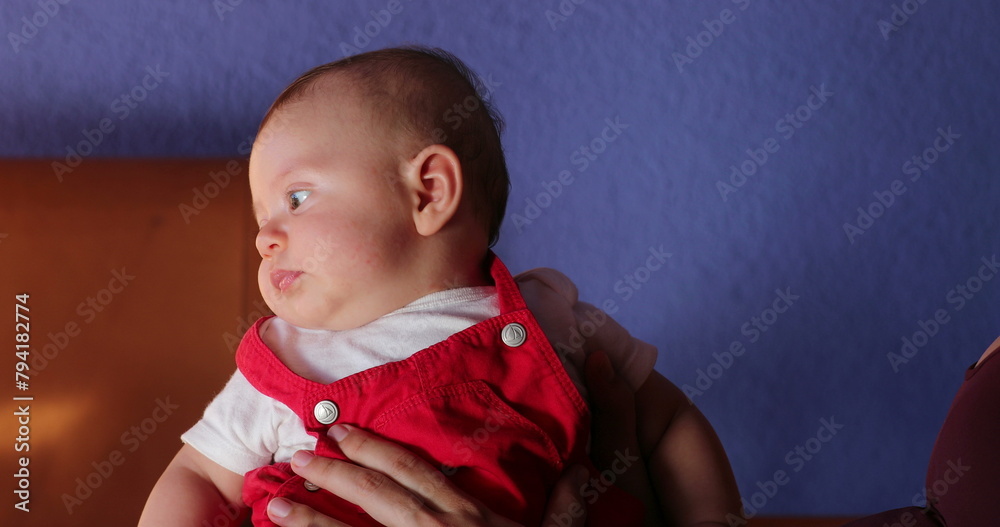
[281,443,519,527]
[287,446,433,526]
[332,425,463,509]
[541,464,590,527]
[293,425,511,527]
[267,497,350,527]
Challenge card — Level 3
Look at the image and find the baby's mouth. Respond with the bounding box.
[270,270,303,292]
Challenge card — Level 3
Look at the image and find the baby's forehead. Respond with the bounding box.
[256,67,434,163]
[286,77,367,118]
[261,82,373,137]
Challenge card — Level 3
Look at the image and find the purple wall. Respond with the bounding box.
[3,0,998,516]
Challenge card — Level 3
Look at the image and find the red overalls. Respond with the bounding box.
[238,253,644,526]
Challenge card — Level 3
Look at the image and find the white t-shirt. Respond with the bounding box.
[182,268,657,475]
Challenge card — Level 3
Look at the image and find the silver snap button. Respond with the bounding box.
[501,322,527,347]
[313,400,339,424]
[304,480,320,492]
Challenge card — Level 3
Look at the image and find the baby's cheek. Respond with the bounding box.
[256,263,267,295]
[257,264,277,312]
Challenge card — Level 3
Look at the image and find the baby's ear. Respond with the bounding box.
[404,144,463,237]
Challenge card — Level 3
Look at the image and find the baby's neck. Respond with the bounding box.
[337,249,491,331]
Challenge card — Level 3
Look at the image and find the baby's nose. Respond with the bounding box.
[255,223,285,257]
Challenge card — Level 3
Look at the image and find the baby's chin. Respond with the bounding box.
[266,300,326,330]
[268,297,369,332]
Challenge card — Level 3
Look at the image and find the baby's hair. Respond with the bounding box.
[259,46,510,248]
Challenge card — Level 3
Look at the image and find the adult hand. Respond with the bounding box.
[266,424,592,527]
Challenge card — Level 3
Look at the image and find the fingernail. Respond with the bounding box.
[328,423,349,442]
[268,498,292,518]
[291,450,314,468]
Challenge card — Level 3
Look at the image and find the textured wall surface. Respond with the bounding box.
[2,0,998,517]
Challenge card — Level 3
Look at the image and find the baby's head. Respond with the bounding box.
[249,47,509,331]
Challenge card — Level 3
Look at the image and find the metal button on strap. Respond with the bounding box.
[303,480,320,492]
[313,400,339,425]
[501,322,527,347]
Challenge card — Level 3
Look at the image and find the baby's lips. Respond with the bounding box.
[270,270,303,292]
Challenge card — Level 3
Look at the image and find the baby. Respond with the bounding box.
[140,47,739,526]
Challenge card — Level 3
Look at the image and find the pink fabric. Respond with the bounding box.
[843,347,1000,527]
[922,348,1000,526]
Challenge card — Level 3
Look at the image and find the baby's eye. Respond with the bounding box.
[288,190,311,210]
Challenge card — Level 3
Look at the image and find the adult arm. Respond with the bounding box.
[586,351,743,526]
